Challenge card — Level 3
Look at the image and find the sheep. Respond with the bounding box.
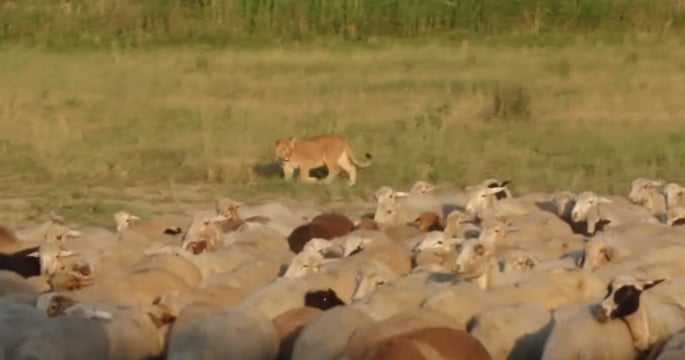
[304,288,346,310]
[0,270,37,297]
[180,210,229,253]
[287,212,355,254]
[0,245,42,278]
[540,301,638,360]
[468,303,553,360]
[595,275,685,352]
[346,243,413,276]
[222,225,290,258]
[357,326,492,360]
[236,200,322,237]
[273,306,324,360]
[166,308,279,360]
[629,178,667,216]
[36,293,172,360]
[272,288,345,360]
[215,197,272,232]
[373,189,443,228]
[290,306,375,360]
[662,182,685,208]
[644,328,685,360]
[345,308,464,359]
[282,250,328,279]
[443,209,480,239]
[666,206,685,226]
[410,211,445,232]
[152,285,246,325]
[571,190,660,234]
[464,184,532,220]
[411,231,463,271]
[339,230,394,257]
[578,231,685,272]
[3,311,111,360]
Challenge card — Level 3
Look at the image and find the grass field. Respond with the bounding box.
[2,2,685,226]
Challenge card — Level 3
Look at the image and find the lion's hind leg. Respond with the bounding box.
[337,154,358,186]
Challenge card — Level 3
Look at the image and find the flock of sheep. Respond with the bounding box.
[3,176,685,359]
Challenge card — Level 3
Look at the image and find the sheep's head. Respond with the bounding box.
[477,217,516,245]
[341,235,372,257]
[502,250,540,272]
[304,288,346,310]
[413,231,459,254]
[184,240,209,255]
[571,191,611,223]
[373,186,409,204]
[43,224,81,243]
[215,198,244,219]
[182,211,228,251]
[595,275,666,324]
[628,178,663,206]
[34,242,77,276]
[663,183,685,208]
[49,259,96,291]
[411,211,444,232]
[464,185,508,218]
[282,251,324,278]
[453,239,494,279]
[551,191,576,217]
[36,292,78,317]
[373,200,400,226]
[410,181,435,196]
[580,236,619,271]
[114,211,140,232]
[301,238,333,257]
[351,270,393,302]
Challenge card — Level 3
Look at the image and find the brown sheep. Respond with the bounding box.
[304,288,346,310]
[360,326,492,360]
[287,212,355,253]
[274,307,324,360]
[411,211,446,232]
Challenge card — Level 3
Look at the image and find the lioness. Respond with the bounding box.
[275,134,373,186]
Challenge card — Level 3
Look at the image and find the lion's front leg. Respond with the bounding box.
[282,163,295,181]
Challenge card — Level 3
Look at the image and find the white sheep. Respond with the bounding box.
[540,301,638,360]
[166,308,279,360]
[662,182,685,208]
[595,275,685,352]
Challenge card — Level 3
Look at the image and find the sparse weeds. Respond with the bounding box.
[0,41,685,221]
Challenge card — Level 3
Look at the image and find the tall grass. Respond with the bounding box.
[1,0,684,47]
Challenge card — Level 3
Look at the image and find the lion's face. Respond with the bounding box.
[275,137,296,162]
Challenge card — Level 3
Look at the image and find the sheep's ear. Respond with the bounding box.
[598,197,612,204]
[27,251,39,258]
[486,186,505,195]
[641,278,666,291]
[500,180,512,187]
[394,191,409,198]
[147,308,177,328]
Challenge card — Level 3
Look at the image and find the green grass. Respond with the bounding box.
[0,0,684,48]
[2,25,685,225]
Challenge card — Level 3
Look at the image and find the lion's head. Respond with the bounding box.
[275,137,296,162]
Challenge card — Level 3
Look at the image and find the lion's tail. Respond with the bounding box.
[346,144,373,168]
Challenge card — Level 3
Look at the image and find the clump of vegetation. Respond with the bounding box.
[492,82,532,121]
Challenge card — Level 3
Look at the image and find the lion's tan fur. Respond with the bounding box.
[275,134,372,186]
